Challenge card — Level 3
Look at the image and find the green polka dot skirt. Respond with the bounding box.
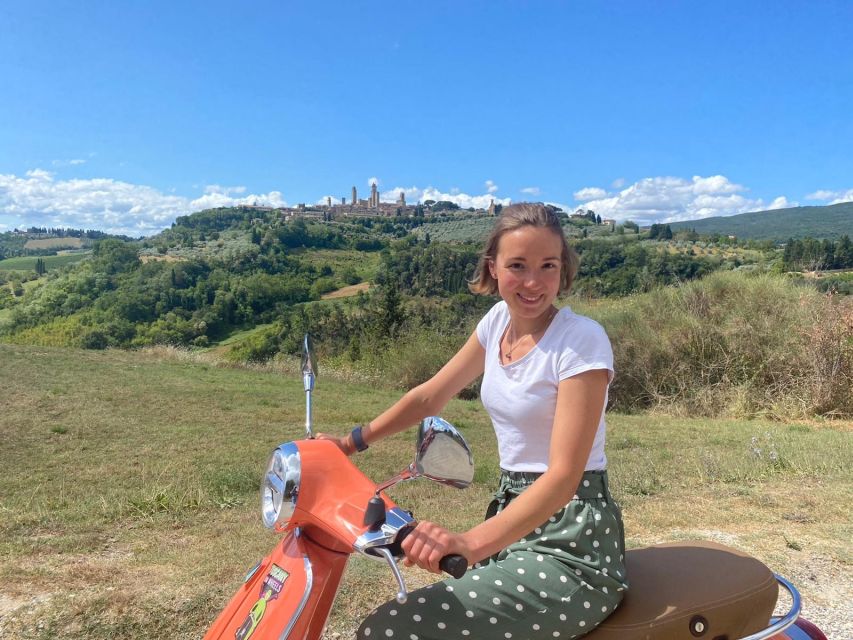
[358,470,628,639]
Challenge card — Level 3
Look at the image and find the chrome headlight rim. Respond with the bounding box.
[260,441,301,530]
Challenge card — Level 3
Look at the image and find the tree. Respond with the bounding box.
[35,258,46,276]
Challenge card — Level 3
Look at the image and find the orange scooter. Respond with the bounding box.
[204,337,828,640]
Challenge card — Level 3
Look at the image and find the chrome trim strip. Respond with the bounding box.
[279,529,314,640]
[737,574,801,640]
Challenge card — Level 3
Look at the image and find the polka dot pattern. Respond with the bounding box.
[355,471,627,640]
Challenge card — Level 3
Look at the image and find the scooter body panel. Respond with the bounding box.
[204,531,349,640]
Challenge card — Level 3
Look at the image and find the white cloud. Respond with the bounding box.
[806,188,853,205]
[611,178,625,189]
[367,176,380,187]
[520,186,541,196]
[485,179,499,194]
[51,158,87,167]
[0,169,287,237]
[316,195,342,205]
[380,185,511,210]
[574,187,608,201]
[572,175,793,226]
[767,196,793,210]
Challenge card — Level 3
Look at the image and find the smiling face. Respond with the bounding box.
[490,225,564,322]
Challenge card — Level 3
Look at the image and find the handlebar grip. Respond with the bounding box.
[395,526,468,578]
[439,554,468,579]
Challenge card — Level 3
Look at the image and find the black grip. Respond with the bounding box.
[439,554,468,579]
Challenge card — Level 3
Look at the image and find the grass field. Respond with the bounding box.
[0,252,90,272]
[0,344,849,639]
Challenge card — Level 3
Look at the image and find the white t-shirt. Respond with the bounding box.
[476,301,614,473]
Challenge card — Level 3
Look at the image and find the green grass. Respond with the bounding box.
[0,344,849,638]
[291,247,382,282]
[0,252,90,272]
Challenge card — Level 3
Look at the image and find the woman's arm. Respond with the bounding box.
[402,368,609,572]
[323,330,486,455]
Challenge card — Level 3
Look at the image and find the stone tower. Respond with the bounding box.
[352,186,357,207]
[370,182,379,208]
[398,191,406,207]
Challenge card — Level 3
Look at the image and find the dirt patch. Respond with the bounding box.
[139,254,185,264]
[322,282,370,299]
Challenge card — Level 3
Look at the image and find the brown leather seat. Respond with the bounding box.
[584,541,778,640]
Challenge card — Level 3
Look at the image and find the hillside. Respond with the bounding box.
[668,201,853,241]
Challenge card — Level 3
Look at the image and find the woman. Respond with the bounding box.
[324,203,627,639]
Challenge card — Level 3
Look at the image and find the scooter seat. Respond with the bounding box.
[583,541,778,640]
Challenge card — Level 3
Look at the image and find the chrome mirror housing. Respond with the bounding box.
[414,416,474,489]
[301,334,317,438]
[375,417,474,494]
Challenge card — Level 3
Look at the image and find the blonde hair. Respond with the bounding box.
[469,203,579,295]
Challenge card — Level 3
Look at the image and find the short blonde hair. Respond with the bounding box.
[469,203,579,295]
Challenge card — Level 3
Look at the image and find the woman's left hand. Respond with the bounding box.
[401,521,470,574]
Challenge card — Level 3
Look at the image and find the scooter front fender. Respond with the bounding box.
[205,530,349,640]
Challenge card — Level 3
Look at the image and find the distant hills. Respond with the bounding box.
[667,201,852,242]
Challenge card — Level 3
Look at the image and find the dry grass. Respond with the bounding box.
[0,345,849,639]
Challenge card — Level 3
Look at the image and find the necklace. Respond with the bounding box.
[504,307,557,361]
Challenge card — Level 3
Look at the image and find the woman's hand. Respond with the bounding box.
[315,433,355,456]
[401,521,470,574]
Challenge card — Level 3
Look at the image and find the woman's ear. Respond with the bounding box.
[488,259,496,279]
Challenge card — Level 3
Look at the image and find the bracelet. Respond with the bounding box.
[351,424,369,452]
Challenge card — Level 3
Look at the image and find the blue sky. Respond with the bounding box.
[2,1,852,235]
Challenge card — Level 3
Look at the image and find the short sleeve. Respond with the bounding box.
[476,301,506,348]
[557,318,615,383]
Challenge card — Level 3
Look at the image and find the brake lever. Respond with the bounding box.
[374,547,408,604]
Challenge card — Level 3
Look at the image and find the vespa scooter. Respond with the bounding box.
[204,336,828,640]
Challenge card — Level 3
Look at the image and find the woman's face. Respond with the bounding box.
[490,225,563,320]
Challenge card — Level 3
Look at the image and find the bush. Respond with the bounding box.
[593,272,853,418]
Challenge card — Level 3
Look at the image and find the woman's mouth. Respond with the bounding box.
[517,293,542,304]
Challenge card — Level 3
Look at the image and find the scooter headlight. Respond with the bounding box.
[261,442,301,530]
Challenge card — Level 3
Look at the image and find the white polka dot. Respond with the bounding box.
[569,541,577,548]
[583,479,590,487]
[446,585,454,592]
[515,603,523,611]
[462,631,469,637]
[584,555,591,561]
[417,597,426,604]
[594,513,601,521]
[539,590,547,598]
[409,635,418,640]
[575,569,582,575]
[601,606,608,612]
[466,610,474,618]
[505,634,513,639]
[535,527,542,534]
[492,597,501,605]
[520,538,526,543]
[579,621,586,627]
[437,623,445,630]
[542,536,549,542]
[490,617,498,624]
[441,603,450,611]
[560,575,568,583]
[385,630,393,638]
[605,528,610,534]
[603,501,608,507]
[532,624,540,631]
[364,628,371,637]
[517,568,525,574]
[549,516,556,522]
[494,579,503,586]
[517,585,525,592]
[390,610,397,616]
[585,529,592,536]
[559,613,567,621]
[606,555,611,563]
[468,591,477,598]
[536,554,544,561]
[553,632,561,638]
[593,541,600,548]
[413,615,421,622]
[575,516,583,523]
[538,572,547,579]
[472,575,480,581]
[584,601,591,609]
[597,492,603,498]
[602,568,609,575]
[561,529,568,534]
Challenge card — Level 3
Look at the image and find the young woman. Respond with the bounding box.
[324,203,627,639]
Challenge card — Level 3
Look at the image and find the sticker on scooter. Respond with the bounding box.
[234,564,289,640]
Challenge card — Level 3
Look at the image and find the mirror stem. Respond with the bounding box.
[304,373,315,438]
